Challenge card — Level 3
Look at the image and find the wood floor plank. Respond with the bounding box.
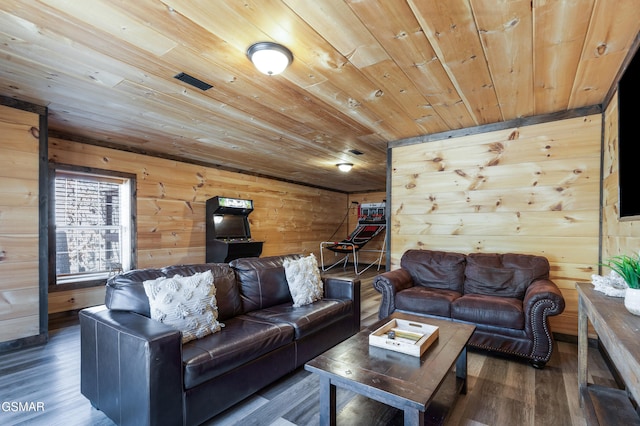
[535,363,573,426]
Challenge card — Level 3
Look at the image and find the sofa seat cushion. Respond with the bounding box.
[181,315,294,389]
[396,287,461,317]
[451,294,524,329]
[245,299,352,339]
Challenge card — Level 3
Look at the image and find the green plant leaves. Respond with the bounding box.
[602,254,640,289]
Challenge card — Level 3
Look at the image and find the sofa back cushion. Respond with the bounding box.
[164,264,242,321]
[105,267,164,317]
[230,254,301,312]
[105,263,242,321]
[400,250,466,293]
[463,253,550,299]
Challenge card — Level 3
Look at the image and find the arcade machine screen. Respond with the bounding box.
[212,214,249,240]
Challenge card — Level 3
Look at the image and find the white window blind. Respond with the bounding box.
[54,171,132,283]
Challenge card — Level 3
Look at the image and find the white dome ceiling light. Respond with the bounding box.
[247,42,293,75]
[337,163,353,172]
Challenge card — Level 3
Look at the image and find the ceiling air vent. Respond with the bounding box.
[174,72,213,91]
[348,149,364,155]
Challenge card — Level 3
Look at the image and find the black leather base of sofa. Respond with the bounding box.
[80,256,361,426]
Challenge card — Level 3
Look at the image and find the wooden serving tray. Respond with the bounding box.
[369,318,439,357]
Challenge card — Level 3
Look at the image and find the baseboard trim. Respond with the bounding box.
[0,332,48,354]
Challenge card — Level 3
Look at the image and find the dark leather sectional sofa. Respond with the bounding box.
[374,249,565,368]
[79,254,360,426]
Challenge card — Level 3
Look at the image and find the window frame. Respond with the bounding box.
[48,163,137,291]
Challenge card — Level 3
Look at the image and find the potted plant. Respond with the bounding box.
[602,253,640,315]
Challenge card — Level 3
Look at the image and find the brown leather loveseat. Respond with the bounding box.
[80,254,360,425]
[373,250,564,368]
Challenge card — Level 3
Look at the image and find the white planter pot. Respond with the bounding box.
[624,288,640,316]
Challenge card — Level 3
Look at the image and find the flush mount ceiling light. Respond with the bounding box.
[247,42,293,75]
[337,163,353,172]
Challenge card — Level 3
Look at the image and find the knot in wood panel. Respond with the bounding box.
[596,43,608,56]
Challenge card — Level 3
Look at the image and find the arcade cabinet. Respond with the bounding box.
[206,196,263,263]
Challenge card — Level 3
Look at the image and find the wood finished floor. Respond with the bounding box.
[0,267,618,426]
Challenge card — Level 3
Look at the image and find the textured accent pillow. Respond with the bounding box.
[143,270,221,343]
[283,254,323,307]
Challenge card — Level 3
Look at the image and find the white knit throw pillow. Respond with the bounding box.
[283,254,324,307]
[143,270,221,343]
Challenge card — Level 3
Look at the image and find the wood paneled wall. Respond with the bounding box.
[389,114,603,336]
[0,105,41,343]
[48,138,350,313]
[602,93,640,266]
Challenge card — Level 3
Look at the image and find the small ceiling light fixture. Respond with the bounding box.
[337,163,354,172]
[247,42,293,75]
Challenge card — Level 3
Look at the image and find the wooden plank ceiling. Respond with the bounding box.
[0,0,638,193]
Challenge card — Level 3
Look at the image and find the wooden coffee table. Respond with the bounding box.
[304,312,475,426]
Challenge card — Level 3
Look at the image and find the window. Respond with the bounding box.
[51,165,135,287]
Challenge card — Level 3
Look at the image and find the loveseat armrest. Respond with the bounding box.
[323,276,361,333]
[80,305,183,426]
[524,278,566,317]
[373,269,414,319]
[522,279,566,366]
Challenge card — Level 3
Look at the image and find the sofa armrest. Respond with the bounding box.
[524,279,566,317]
[323,276,361,333]
[372,268,414,319]
[80,305,184,426]
[522,279,566,364]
